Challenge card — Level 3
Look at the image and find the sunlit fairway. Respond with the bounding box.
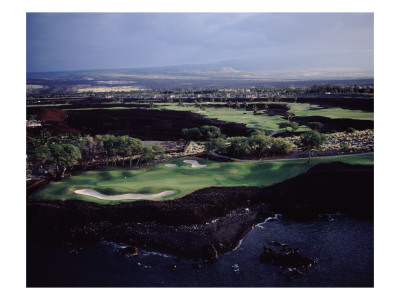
[30,154,373,204]
[159,102,373,132]
[159,103,301,132]
[287,103,374,120]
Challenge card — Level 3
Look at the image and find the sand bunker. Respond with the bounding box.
[183,160,207,168]
[74,189,175,200]
[164,164,177,167]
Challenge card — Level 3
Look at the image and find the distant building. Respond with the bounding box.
[166,94,175,99]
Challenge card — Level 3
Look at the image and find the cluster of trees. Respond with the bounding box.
[27,130,165,178]
[307,122,323,131]
[182,125,225,141]
[78,134,164,167]
[27,132,82,178]
[278,121,299,132]
[307,84,373,94]
[204,129,293,159]
[203,128,327,162]
[193,100,208,111]
[226,101,270,111]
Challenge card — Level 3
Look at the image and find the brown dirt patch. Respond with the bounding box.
[28,107,68,122]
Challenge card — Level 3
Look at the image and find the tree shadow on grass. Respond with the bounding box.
[121,171,135,179]
[96,171,115,181]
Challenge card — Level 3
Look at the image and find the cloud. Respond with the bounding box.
[26,12,373,75]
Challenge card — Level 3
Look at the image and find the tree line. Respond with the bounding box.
[182,126,294,159]
[182,126,327,161]
[306,84,373,94]
[205,130,294,159]
[27,130,165,178]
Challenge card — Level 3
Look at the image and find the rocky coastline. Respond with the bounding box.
[27,162,373,260]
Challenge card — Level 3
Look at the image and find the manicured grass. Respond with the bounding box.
[159,103,303,133]
[159,102,373,133]
[288,103,374,120]
[30,153,373,204]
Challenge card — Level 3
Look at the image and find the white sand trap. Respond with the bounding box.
[183,160,207,168]
[164,164,177,167]
[74,189,175,200]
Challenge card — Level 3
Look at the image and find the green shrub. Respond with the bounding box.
[182,127,202,141]
[199,125,224,140]
[346,127,356,133]
[269,138,293,155]
[227,136,250,157]
[205,138,227,154]
[340,143,351,152]
[247,128,273,136]
[307,121,323,131]
[278,121,299,132]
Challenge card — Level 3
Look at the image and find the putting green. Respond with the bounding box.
[30,154,373,204]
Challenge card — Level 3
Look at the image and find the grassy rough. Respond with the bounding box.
[31,154,373,204]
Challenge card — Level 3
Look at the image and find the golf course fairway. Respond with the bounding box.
[30,154,373,204]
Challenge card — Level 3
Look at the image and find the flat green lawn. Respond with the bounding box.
[30,153,373,204]
[288,103,374,120]
[159,103,303,132]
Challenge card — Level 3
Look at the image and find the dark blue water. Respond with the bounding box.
[27,216,373,287]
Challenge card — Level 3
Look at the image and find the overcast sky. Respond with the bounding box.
[26,13,373,75]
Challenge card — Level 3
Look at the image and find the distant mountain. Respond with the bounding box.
[27,59,373,81]
[27,60,373,92]
[87,61,374,81]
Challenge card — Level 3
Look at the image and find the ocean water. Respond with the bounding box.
[27,216,373,287]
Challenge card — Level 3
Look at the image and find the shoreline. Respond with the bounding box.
[27,161,373,259]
